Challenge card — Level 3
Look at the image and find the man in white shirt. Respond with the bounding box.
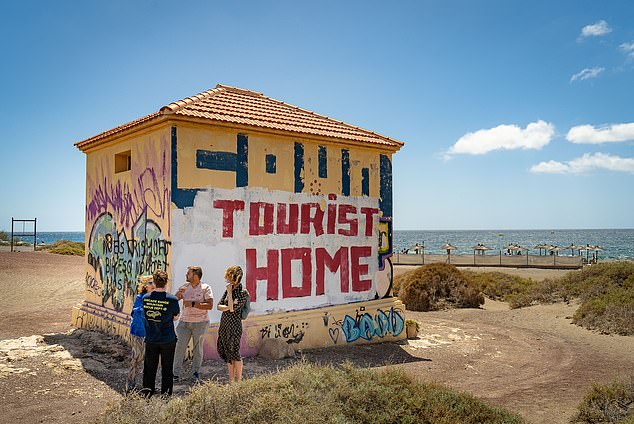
[173,266,213,382]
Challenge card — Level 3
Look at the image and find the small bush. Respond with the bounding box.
[461,271,536,302]
[395,263,484,311]
[474,261,634,335]
[95,362,524,424]
[573,284,634,336]
[37,240,85,256]
[0,230,9,241]
[572,376,634,423]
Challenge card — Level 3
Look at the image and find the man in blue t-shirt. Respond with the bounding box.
[142,269,180,397]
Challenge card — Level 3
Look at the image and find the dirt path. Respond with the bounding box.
[1,253,632,423]
[400,301,634,423]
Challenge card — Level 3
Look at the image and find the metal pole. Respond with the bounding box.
[11,217,14,252]
[33,218,37,251]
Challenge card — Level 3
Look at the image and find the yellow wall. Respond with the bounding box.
[174,123,390,197]
[83,125,172,314]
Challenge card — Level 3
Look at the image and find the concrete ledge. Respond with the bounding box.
[71,297,407,359]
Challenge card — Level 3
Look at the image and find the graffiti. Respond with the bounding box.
[87,146,170,234]
[328,327,340,344]
[88,210,170,311]
[341,307,404,343]
[85,273,101,296]
[73,308,131,344]
[260,322,307,344]
[87,177,138,229]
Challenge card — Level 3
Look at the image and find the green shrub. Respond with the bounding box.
[572,376,634,423]
[573,284,634,336]
[461,271,536,302]
[0,230,8,241]
[560,262,634,301]
[472,262,634,335]
[395,263,484,311]
[37,240,85,256]
[95,362,524,424]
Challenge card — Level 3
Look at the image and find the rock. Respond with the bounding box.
[257,339,295,360]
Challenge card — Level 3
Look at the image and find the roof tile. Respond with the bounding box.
[75,84,403,150]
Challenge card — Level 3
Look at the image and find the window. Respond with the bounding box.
[318,146,327,178]
[115,150,131,173]
[266,154,277,174]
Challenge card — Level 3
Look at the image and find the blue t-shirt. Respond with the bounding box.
[130,293,146,337]
[142,291,180,344]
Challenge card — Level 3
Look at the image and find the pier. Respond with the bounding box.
[393,252,583,269]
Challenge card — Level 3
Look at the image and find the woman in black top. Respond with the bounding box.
[217,265,247,383]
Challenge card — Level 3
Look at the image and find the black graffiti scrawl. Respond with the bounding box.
[88,209,170,311]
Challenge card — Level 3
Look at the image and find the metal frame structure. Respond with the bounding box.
[11,218,37,252]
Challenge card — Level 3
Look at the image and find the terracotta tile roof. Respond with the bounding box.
[75,84,403,150]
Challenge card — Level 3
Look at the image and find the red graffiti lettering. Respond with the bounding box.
[315,247,349,294]
[277,203,299,234]
[360,207,379,236]
[337,204,358,236]
[351,246,372,291]
[213,200,245,238]
[246,248,279,301]
[300,203,324,236]
[249,202,275,235]
[281,248,312,298]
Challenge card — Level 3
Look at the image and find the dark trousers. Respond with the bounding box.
[142,339,177,397]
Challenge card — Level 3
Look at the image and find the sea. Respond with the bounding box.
[30,229,634,261]
[394,229,634,261]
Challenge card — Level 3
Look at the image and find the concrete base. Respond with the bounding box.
[71,301,132,343]
[72,297,406,359]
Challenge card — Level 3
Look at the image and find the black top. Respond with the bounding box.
[142,291,180,344]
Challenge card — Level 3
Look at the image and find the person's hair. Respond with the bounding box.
[152,270,168,288]
[225,265,243,285]
[137,275,153,294]
[188,266,203,279]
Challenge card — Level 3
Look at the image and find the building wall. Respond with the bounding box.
[73,119,403,352]
[77,126,172,321]
[170,123,400,353]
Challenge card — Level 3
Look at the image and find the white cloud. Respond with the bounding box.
[580,20,612,38]
[570,67,604,82]
[620,41,634,58]
[566,122,634,144]
[447,120,555,156]
[530,153,634,175]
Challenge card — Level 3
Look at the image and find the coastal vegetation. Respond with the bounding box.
[573,376,634,424]
[96,362,524,424]
[395,261,634,335]
[393,263,484,311]
[0,230,25,245]
[37,239,85,256]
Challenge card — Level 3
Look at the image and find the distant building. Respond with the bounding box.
[73,84,405,357]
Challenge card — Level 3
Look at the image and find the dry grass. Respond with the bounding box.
[572,376,634,423]
[394,263,484,311]
[37,240,85,256]
[94,362,524,424]
[397,262,634,335]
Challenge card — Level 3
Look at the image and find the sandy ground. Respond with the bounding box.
[1,253,633,423]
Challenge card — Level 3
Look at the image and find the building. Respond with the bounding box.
[73,84,405,357]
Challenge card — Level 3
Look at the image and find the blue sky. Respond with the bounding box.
[1,0,633,231]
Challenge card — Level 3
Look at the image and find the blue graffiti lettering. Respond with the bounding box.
[341,307,404,343]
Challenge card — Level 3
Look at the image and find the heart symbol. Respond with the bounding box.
[328,327,339,344]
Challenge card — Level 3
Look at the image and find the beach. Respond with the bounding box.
[1,251,633,423]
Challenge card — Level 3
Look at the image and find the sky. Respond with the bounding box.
[0,0,633,231]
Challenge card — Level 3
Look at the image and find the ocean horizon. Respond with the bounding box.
[16,228,634,261]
